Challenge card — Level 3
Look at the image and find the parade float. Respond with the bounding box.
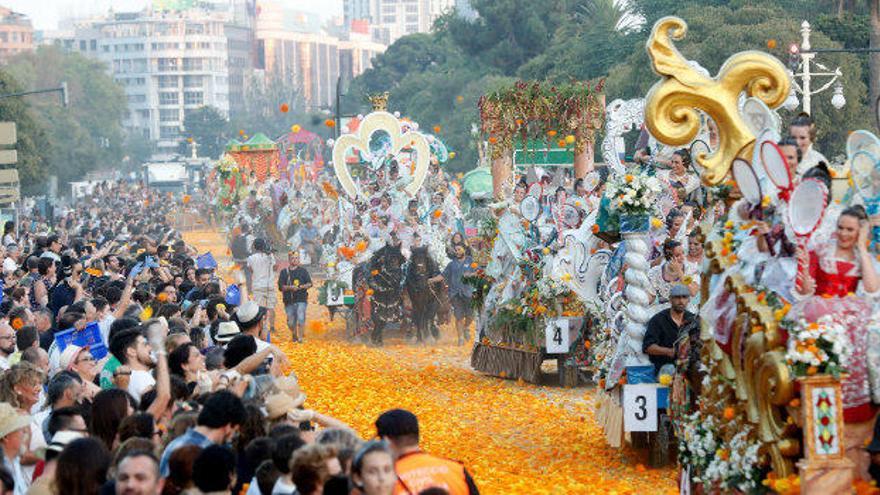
[469,80,609,385]
[321,95,463,338]
[619,15,880,493]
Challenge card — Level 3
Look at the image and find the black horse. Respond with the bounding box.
[405,246,443,343]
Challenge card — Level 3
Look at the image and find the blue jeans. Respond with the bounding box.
[285,302,307,328]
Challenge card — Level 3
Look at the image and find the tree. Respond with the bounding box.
[0,71,52,193]
[122,131,155,169]
[183,106,227,159]
[4,46,127,187]
[228,73,313,141]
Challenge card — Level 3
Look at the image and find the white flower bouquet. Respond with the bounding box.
[603,172,663,216]
[785,314,852,378]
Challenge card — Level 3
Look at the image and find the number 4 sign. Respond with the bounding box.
[545,318,570,353]
[623,384,658,432]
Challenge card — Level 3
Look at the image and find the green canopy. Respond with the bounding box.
[225,139,243,151]
[243,133,277,150]
[513,138,573,169]
[461,167,493,200]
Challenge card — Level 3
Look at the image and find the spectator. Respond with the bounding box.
[58,345,101,402]
[290,444,341,495]
[0,323,14,371]
[109,328,155,402]
[351,440,396,495]
[192,445,237,495]
[90,388,133,451]
[0,403,31,495]
[159,391,245,476]
[115,450,164,495]
[54,437,110,495]
[271,432,306,494]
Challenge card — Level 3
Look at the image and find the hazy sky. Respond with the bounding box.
[2,0,344,30]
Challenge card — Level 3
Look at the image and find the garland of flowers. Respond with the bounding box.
[676,350,765,492]
[479,80,605,159]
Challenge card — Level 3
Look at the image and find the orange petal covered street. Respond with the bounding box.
[185,228,677,494]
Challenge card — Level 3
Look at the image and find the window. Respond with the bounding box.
[184,91,203,105]
[183,75,203,88]
[160,126,180,139]
[135,77,146,85]
[406,14,419,23]
[0,33,7,42]
[159,92,179,105]
[405,4,418,12]
[382,15,395,23]
[158,75,178,88]
[137,109,150,119]
[158,58,178,72]
[185,23,205,35]
[79,40,86,51]
[90,40,97,50]
[159,109,179,122]
[182,58,202,71]
[127,94,147,103]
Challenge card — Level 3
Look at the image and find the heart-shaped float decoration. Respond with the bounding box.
[332,111,431,199]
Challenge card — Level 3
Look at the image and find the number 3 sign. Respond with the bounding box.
[545,318,570,353]
[623,384,658,432]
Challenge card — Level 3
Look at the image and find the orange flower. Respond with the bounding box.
[470,262,477,269]
[488,136,498,144]
[155,293,169,303]
[325,119,336,128]
[279,103,289,113]
[635,464,646,472]
[557,139,567,148]
[583,340,591,350]
[625,174,634,183]
[10,318,23,331]
[598,378,605,388]
[723,407,735,420]
[433,125,441,133]
[366,289,374,296]
[591,224,599,234]
[355,241,368,252]
[807,366,818,376]
[767,39,777,49]
[789,398,800,408]
[371,270,379,276]
[433,210,443,219]
[515,118,524,126]
[547,130,557,137]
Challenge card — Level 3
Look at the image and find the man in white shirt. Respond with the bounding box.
[2,244,19,275]
[246,239,277,340]
[0,322,14,371]
[108,327,155,402]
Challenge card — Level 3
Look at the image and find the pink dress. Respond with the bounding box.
[794,239,876,423]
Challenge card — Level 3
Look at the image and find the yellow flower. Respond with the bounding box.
[565,135,576,144]
[625,174,634,183]
[542,247,550,255]
[650,217,663,229]
[561,273,572,282]
[658,374,672,385]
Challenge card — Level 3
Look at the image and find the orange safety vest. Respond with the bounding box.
[393,451,471,495]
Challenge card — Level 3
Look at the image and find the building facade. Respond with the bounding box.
[50,10,232,152]
[0,6,33,63]
[255,1,385,110]
[343,0,457,45]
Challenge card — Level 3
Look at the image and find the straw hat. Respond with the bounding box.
[0,403,30,439]
[215,321,240,344]
[274,375,306,407]
[59,345,88,371]
[265,393,302,420]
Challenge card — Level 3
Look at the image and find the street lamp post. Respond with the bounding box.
[786,21,845,115]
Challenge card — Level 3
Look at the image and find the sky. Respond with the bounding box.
[1,0,344,30]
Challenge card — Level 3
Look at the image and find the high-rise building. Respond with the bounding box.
[343,0,455,45]
[255,1,385,110]
[49,9,232,152]
[0,6,33,63]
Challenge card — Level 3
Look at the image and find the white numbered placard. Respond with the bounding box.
[623,384,658,432]
[545,318,570,353]
[326,286,344,307]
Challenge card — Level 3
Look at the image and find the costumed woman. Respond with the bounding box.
[793,205,880,479]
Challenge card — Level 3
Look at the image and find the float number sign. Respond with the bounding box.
[623,384,658,432]
[326,286,344,307]
[545,318,570,353]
